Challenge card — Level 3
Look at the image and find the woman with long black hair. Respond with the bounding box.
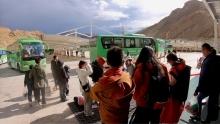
[131,46,169,124]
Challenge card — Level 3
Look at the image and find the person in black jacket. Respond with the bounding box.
[57,60,69,102]
[24,65,36,106]
[193,43,220,123]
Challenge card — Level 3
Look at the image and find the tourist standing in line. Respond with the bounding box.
[160,53,191,124]
[125,56,135,76]
[77,60,94,116]
[56,60,69,102]
[30,58,48,105]
[51,55,59,90]
[192,43,220,123]
[90,47,135,124]
[131,46,169,124]
[24,65,36,106]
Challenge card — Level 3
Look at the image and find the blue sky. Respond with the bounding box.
[0,0,191,34]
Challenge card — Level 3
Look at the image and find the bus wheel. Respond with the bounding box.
[8,62,12,67]
[17,64,21,72]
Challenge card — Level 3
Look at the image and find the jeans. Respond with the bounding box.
[197,92,219,121]
[35,87,46,104]
[83,92,93,116]
[132,106,161,124]
[59,83,67,101]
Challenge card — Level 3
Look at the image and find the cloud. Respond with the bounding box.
[111,0,129,8]
[95,10,129,21]
[0,0,196,34]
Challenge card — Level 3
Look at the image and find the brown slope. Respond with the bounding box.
[0,27,43,48]
[139,0,214,40]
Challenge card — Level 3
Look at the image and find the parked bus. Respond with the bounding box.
[0,48,8,64]
[89,34,167,61]
[7,38,46,72]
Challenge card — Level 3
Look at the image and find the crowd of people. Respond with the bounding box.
[23,43,220,124]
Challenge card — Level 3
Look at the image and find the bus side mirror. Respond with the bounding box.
[45,49,54,55]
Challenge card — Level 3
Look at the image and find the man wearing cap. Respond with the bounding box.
[125,56,135,76]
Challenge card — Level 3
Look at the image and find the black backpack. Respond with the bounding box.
[170,65,191,102]
[147,66,169,107]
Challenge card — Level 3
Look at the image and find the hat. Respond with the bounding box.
[96,57,106,66]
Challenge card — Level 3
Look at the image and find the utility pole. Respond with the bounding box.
[214,20,219,53]
[90,22,93,38]
[75,29,77,38]
[122,24,125,35]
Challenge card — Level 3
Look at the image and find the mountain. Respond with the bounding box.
[0,27,43,48]
[139,0,214,40]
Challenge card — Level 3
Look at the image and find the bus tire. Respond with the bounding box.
[17,63,21,72]
[8,62,12,67]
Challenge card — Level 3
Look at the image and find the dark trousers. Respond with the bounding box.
[198,92,219,121]
[59,83,67,101]
[27,84,37,102]
[132,106,161,124]
[35,87,46,104]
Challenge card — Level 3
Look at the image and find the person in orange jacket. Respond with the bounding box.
[89,46,135,124]
[131,46,169,124]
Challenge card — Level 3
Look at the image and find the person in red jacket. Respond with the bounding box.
[160,53,191,124]
[131,46,169,124]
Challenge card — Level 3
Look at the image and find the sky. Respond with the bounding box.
[0,0,193,34]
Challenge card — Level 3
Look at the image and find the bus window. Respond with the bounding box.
[114,38,123,48]
[102,37,113,49]
[135,38,143,48]
[125,38,135,48]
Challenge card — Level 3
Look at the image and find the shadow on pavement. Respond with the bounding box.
[0,96,61,119]
[68,102,100,124]
[0,67,23,78]
[4,96,60,103]
[30,108,77,124]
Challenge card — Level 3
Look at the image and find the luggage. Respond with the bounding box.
[74,96,85,106]
[185,96,199,116]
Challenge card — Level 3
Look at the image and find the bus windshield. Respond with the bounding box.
[22,43,45,60]
[0,50,7,55]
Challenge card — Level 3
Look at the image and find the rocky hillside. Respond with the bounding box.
[0,27,43,48]
[139,0,214,40]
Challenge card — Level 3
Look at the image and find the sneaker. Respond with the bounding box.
[189,116,200,123]
[201,120,211,124]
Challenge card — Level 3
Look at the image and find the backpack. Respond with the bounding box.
[90,61,103,82]
[171,65,191,102]
[34,65,44,80]
[64,65,70,79]
[147,66,169,107]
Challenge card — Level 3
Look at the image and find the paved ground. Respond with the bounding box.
[0,61,87,124]
[0,52,219,124]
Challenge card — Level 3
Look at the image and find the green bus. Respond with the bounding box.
[7,38,46,72]
[89,34,167,61]
[0,48,8,64]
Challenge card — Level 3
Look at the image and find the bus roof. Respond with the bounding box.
[0,48,6,50]
[17,38,43,44]
[96,34,153,39]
